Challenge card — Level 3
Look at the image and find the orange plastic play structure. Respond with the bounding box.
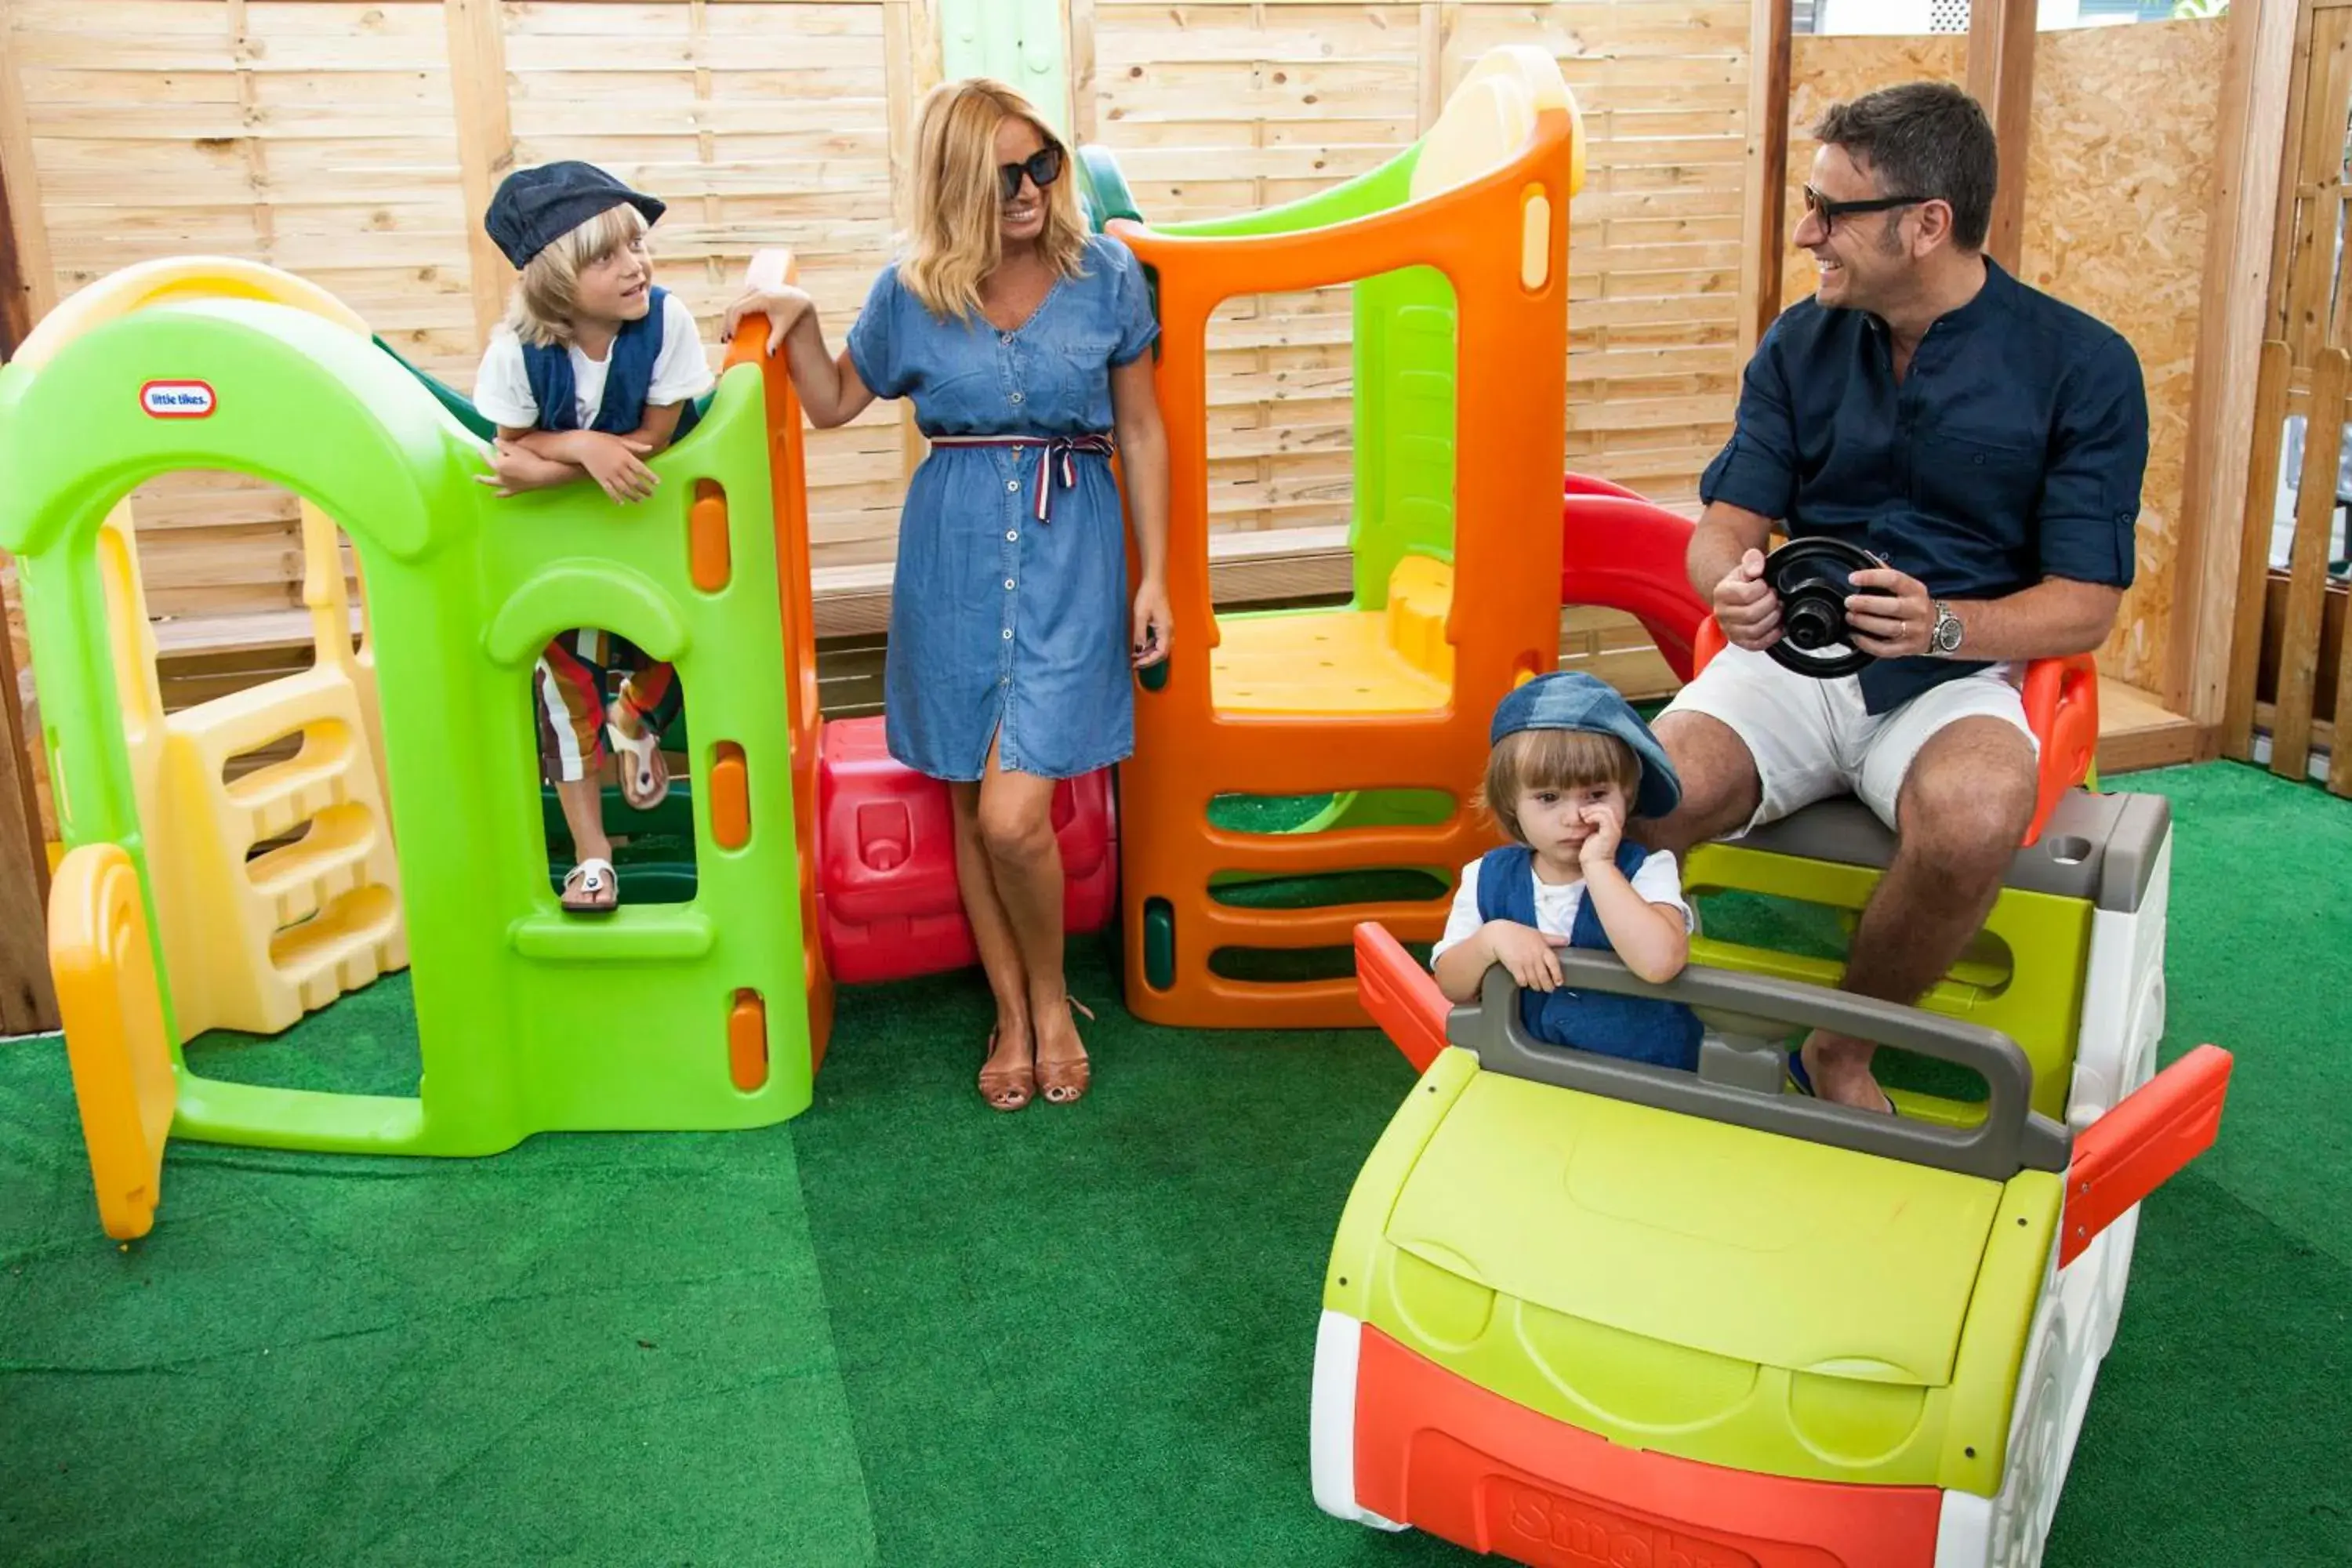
[729,251,836,1071]
[1109,53,1581,1029]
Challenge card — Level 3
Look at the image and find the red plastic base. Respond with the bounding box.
[815,717,1118,985]
[1352,1324,1944,1568]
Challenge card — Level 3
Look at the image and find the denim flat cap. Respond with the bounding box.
[485,162,664,270]
[1490,670,1682,820]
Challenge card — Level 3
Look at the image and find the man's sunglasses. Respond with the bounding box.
[999,145,1065,202]
[1802,183,1933,234]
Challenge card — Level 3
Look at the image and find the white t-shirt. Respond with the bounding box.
[1429,850,1693,965]
[473,292,714,432]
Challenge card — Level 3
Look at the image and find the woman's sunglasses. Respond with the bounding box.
[1802,183,1931,235]
[999,145,1065,203]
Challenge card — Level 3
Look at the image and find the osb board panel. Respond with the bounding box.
[2021,20,2223,691]
[1779,20,2223,691]
[1780,34,1966,314]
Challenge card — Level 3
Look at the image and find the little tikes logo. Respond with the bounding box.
[140,380,216,419]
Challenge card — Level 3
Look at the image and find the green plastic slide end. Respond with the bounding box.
[1142,898,1175,991]
[1076,146,1143,232]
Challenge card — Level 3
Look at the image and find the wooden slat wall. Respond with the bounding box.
[1092,5,1417,536]
[1448,2,1751,503]
[1090,1,1755,533]
[0,0,916,599]
[2,0,1761,633]
[496,1,911,566]
[8,0,480,622]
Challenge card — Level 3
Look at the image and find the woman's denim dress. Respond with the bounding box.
[847,234,1160,782]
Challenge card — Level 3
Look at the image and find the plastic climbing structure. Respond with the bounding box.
[3,257,821,1240]
[1104,46,1589,1028]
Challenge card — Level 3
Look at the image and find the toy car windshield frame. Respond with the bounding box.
[1452,954,2073,1181]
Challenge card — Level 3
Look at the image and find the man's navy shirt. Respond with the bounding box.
[1699,257,2149,713]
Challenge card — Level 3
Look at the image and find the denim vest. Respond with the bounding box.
[521,285,701,439]
[1474,842,1703,1073]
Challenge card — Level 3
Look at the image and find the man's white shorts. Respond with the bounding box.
[1656,644,2038,834]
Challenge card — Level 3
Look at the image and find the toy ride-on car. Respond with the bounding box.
[1316,926,2231,1568]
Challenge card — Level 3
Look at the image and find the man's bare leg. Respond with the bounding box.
[1639,710,1765,858]
[1801,717,2038,1111]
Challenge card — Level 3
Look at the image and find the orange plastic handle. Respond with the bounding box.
[2058,1044,2232,1267]
[2020,652,2100,845]
[1352,921,1454,1075]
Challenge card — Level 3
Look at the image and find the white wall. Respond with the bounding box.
[1811,0,2152,34]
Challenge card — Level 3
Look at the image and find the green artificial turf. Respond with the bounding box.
[1,761,2345,1566]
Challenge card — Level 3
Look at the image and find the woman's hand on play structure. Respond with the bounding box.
[1576,799,1625,871]
[1712,548,1783,651]
[723,284,815,358]
[575,433,660,504]
[1131,577,1174,669]
[1482,920,1568,993]
[474,438,574,498]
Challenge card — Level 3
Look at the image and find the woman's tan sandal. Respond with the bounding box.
[1037,997,1094,1105]
[978,1029,1034,1112]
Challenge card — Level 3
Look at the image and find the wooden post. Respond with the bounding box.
[2222,341,2292,758]
[2269,346,2349,781]
[1738,0,1792,368]
[0,0,56,333]
[1068,0,1098,143]
[0,14,60,1033]
[884,0,942,481]
[2170,0,2303,731]
[0,146,28,359]
[444,0,517,346]
[1965,0,2036,274]
[1417,3,1447,136]
[0,597,54,1032]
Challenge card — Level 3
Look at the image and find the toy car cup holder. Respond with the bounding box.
[1764,536,1881,680]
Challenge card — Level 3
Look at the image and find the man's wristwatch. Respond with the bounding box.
[1927,599,1965,657]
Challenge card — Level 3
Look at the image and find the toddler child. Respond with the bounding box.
[1431,671,1703,1071]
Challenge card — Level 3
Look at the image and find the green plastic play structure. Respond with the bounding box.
[1,289,815,1156]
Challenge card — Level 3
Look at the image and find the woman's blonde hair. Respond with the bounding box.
[1475,728,1642,847]
[900,78,1088,321]
[503,201,650,349]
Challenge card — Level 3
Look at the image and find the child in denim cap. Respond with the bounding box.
[1431,671,1703,1071]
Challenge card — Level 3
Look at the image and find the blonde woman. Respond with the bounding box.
[728,79,1171,1111]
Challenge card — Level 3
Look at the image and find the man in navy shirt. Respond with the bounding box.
[1645,82,2148,1114]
